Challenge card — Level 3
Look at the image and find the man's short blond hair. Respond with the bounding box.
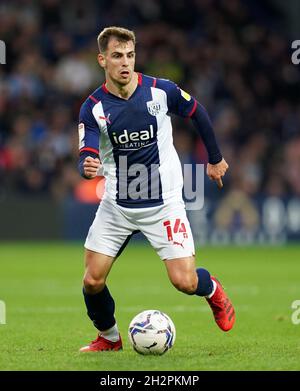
[97,26,136,53]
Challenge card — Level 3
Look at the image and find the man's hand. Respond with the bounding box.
[83,156,101,179]
[207,158,229,189]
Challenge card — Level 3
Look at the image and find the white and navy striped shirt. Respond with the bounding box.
[78,73,220,208]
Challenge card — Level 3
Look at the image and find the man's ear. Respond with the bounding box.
[97,53,106,68]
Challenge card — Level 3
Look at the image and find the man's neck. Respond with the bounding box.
[105,72,138,100]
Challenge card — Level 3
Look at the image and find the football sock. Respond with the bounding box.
[83,285,116,331]
[100,323,120,342]
[194,268,214,297]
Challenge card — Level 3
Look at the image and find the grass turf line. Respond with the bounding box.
[0,242,299,370]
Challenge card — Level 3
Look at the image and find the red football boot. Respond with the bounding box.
[79,334,123,352]
[206,277,235,332]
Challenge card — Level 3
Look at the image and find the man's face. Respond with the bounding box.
[98,37,135,86]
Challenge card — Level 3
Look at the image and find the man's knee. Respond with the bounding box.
[83,275,106,294]
[165,257,197,295]
[83,250,114,294]
[171,274,198,295]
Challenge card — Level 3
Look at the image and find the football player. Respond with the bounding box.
[78,27,235,352]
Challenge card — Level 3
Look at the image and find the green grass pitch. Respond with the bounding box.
[0,242,299,371]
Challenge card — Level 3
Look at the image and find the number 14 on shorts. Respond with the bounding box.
[163,219,188,242]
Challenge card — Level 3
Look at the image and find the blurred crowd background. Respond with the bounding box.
[0,0,300,240]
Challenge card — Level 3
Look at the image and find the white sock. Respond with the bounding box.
[206,280,217,299]
[100,324,119,342]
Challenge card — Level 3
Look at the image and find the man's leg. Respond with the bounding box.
[164,256,213,295]
[80,198,137,351]
[83,249,116,330]
[164,256,235,331]
[80,249,122,352]
[137,201,235,331]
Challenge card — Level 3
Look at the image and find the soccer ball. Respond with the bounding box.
[128,309,176,355]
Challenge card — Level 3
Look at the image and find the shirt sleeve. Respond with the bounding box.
[191,104,222,164]
[156,78,222,164]
[78,100,100,155]
[156,79,197,118]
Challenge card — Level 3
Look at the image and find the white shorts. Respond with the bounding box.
[84,198,195,260]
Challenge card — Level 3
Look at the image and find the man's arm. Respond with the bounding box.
[156,78,229,188]
[78,99,102,179]
[190,104,229,188]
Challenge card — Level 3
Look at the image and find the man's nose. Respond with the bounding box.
[122,56,129,66]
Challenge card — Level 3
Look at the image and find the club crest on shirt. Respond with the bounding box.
[147,101,161,116]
